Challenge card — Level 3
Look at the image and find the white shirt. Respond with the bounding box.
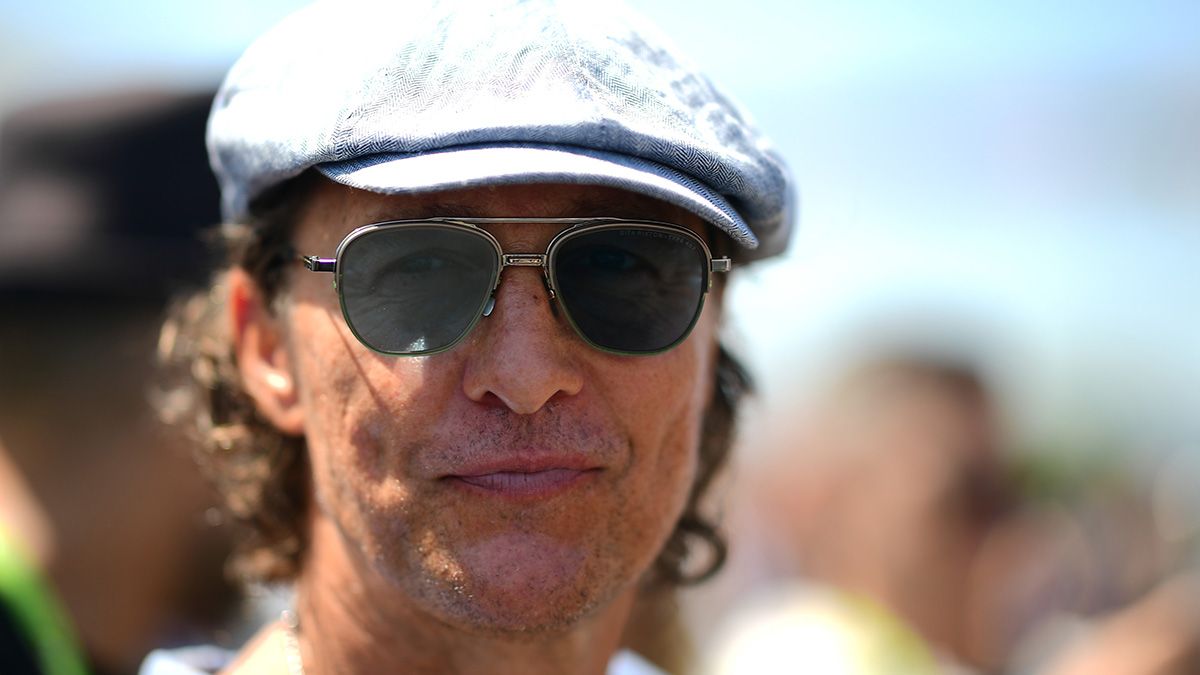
[140,645,666,675]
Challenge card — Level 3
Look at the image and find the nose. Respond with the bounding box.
[460,268,585,414]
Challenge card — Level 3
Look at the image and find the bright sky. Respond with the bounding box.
[2,0,1197,456]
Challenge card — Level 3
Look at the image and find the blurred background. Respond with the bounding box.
[1,1,1197,674]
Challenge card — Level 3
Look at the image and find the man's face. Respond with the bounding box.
[274,180,721,632]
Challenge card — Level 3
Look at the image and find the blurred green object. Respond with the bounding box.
[0,524,89,675]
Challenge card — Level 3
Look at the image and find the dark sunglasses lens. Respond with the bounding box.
[553,227,708,353]
[339,226,498,354]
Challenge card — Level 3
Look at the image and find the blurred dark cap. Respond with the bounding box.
[0,89,220,305]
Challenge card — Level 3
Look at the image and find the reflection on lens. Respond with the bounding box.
[552,226,707,353]
[339,226,498,354]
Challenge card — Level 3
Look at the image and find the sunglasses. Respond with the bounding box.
[302,218,731,356]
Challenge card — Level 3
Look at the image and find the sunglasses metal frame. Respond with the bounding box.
[301,217,732,356]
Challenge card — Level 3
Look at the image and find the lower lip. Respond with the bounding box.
[447,469,600,500]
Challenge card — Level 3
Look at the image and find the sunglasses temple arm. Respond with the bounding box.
[710,257,732,273]
[302,256,336,273]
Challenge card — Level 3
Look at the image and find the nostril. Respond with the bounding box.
[475,390,508,409]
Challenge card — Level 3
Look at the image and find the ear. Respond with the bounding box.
[228,267,305,436]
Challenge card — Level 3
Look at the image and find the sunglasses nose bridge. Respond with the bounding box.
[481,253,556,319]
[499,252,556,300]
[501,253,546,268]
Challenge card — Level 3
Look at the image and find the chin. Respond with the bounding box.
[403,530,636,635]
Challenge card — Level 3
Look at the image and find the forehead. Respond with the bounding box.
[293,179,709,248]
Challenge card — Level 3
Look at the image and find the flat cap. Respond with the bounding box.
[209,0,795,260]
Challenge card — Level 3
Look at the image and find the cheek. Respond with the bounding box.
[601,313,717,554]
[284,298,460,541]
[629,303,717,463]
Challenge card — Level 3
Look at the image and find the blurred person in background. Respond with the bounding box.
[708,353,1200,674]
[0,91,242,675]
[707,357,1012,674]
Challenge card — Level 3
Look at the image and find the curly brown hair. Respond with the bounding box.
[155,172,751,586]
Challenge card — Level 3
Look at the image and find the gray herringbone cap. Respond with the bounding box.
[209,0,795,260]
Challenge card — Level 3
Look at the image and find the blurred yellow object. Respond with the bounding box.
[707,582,943,675]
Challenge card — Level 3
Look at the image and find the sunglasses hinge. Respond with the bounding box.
[303,256,337,272]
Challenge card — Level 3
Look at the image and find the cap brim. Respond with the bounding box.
[316,144,758,250]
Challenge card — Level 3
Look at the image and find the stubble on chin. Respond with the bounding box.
[309,382,696,636]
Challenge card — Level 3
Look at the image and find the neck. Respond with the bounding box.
[291,510,635,675]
